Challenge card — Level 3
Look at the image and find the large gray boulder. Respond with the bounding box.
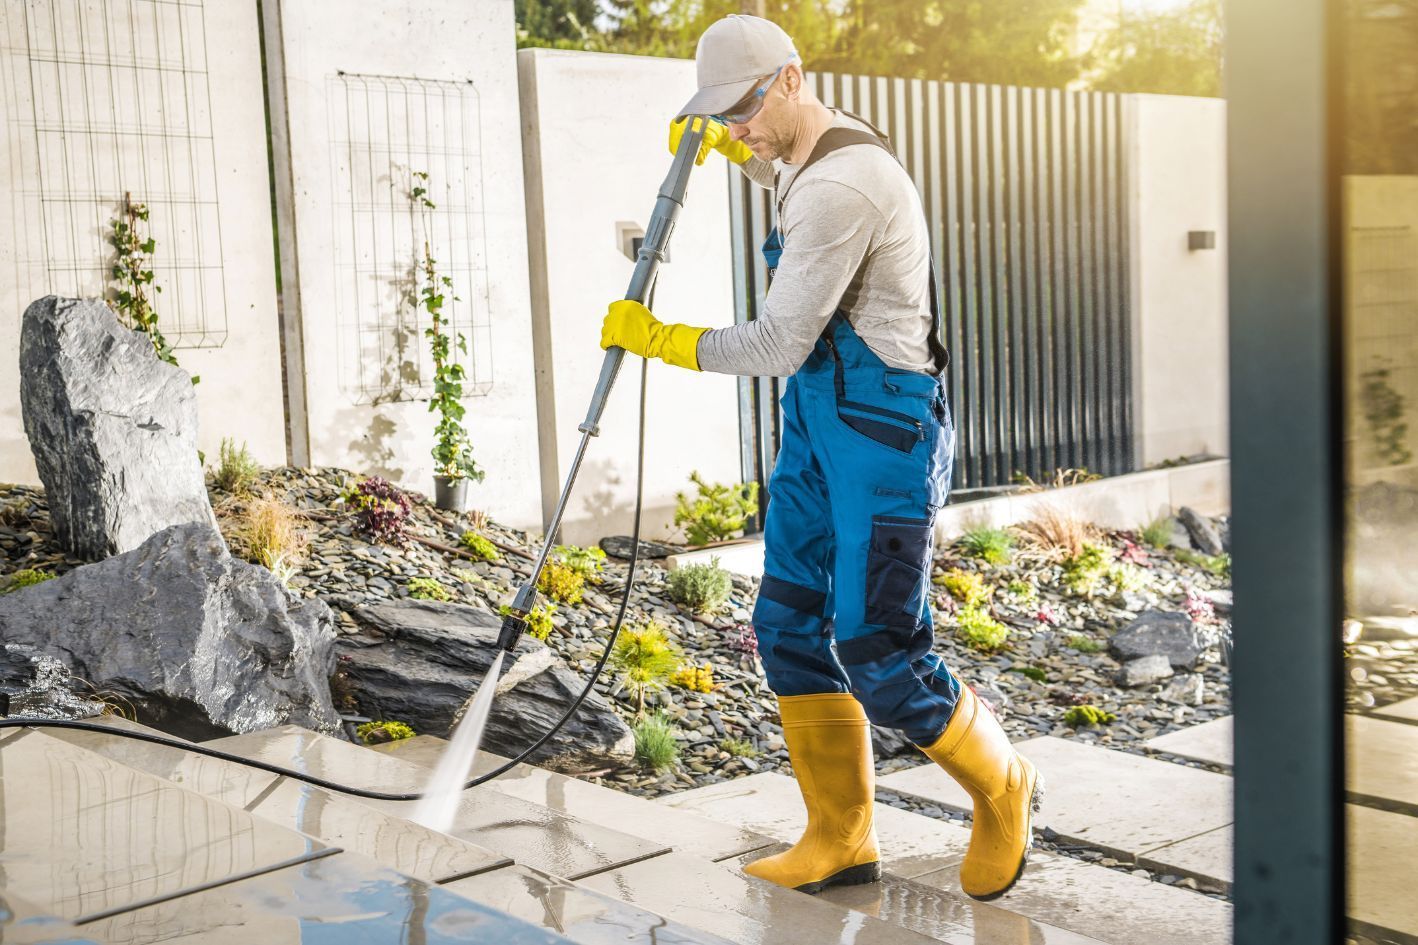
[0,523,340,739]
[1109,610,1208,670]
[18,296,215,559]
[334,599,635,771]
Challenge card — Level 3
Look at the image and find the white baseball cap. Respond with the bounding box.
[676,15,799,120]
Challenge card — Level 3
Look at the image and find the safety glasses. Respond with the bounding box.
[712,56,797,125]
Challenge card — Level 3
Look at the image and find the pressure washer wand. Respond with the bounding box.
[496,118,709,652]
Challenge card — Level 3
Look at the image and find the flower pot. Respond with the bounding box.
[433,475,469,512]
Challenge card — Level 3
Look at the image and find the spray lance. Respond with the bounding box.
[0,118,713,801]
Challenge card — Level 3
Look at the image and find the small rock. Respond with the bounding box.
[1177,507,1225,556]
[1119,654,1174,687]
[1159,673,1205,706]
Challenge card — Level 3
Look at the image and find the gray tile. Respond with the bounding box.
[1349,803,1418,938]
[578,850,942,945]
[0,730,328,922]
[1346,714,1418,807]
[736,846,1107,945]
[444,863,736,945]
[47,722,510,883]
[208,726,668,880]
[374,736,773,862]
[71,851,579,944]
[1137,827,1233,889]
[878,737,1233,878]
[660,771,967,878]
[912,855,1232,945]
[1374,696,1418,722]
[1144,716,1234,767]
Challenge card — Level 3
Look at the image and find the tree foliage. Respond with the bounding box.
[1088,0,1223,98]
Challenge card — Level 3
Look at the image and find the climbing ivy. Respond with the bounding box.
[1359,366,1412,467]
[108,193,195,383]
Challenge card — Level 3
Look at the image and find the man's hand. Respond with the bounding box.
[600,299,708,371]
[669,117,753,166]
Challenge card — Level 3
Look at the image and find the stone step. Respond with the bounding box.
[664,771,1230,945]
[1144,716,1233,767]
[1349,803,1418,940]
[45,721,511,884]
[1346,714,1418,810]
[370,734,774,861]
[879,736,1234,890]
[0,727,333,924]
[1374,695,1418,722]
[205,725,669,881]
[577,850,944,945]
[444,863,739,945]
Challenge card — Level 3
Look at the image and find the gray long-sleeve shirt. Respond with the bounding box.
[696,111,936,377]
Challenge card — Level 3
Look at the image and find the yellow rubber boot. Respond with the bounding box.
[921,685,1044,901]
[742,693,882,894]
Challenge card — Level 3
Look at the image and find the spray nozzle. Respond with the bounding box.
[497,582,541,652]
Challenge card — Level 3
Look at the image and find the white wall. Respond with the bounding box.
[0,0,284,482]
[263,0,542,528]
[1129,94,1230,466]
[518,49,745,547]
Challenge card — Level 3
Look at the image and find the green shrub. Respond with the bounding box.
[960,526,1015,566]
[1062,543,1111,596]
[213,438,260,494]
[610,620,682,715]
[633,711,680,771]
[670,662,715,693]
[501,602,556,641]
[936,568,992,607]
[356,720,416,744]
[956,605,1009,651]
[1108,563,1148,593]
[1,569,56,595]
[1175,548,1231,578]
[1138,517,1173,550]
[674,471,759,546]
[666,559,733,614]
[459,530,500,562]
[1064,705,1116,727]
[1009,665,1048,683]
[1066,634,1105,653]
[554,544,606,579]
[537,560,585,604]
[408,577,452,601]
[719,737,760,759]
[1005,579,1037,603]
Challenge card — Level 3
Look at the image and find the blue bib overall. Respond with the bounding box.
[751,125,964,747]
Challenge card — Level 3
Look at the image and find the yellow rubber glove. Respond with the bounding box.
[668,116,753,166]
[600,299,708,371]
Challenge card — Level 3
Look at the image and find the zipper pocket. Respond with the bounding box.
[838,400,926,441]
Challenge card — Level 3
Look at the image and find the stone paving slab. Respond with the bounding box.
[660,771,967,878]
[1346,715,1418,808]
[1136,827,1232,891]
[878,736,1234,884]
[68,851,579,944]
[444,863,737,945]
[48,724,510,884]
[208,726,668,880]
[736,845,1108,945]
[1348,803,1418,939]
[578,850,942,945]
[0,729,331,923]
[1144,716,1234,768]
[374,735,773,862]
[1374,696,1418,722]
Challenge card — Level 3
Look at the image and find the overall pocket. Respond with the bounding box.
[837,400,926,453]
[863,515,935,625]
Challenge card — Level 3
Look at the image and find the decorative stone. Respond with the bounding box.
[18,296,216,559]
[1110,610,1207,670]
[1119,655,1174,688]
[1177,506,1225,557]
[0,523,340,738]
[599,536,680,560]
[1159,673,1205,706]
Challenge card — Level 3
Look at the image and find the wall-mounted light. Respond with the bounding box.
[1188,230,1217,251]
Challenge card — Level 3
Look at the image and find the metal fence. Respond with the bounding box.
[728,73,1134,505]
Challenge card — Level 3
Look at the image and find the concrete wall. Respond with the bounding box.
[0,0,284,482]
[263,0,542,528]
[1129,95,1230,467]
[518,49,744,547]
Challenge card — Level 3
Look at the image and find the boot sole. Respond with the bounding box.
[967,769,1046,903]
[793,860,883,895]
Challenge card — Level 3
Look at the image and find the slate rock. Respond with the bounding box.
[871,724,917,759]
[18,296,215,559]
[1118,654,1174,688]
[1177,506,1225,556]
[1166,517,1194,551]
[599,535,681,561]
[1109,610,1207,670]
[0,523,340,738]
[336,599,633,770]
[1159,673,1205,706]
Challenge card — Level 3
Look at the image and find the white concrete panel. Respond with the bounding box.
[1129,95,1229,467]
[518,49,743,547]
[0,0,285,483]
[264,0,541,528]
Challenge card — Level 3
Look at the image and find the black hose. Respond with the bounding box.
[0,331,657,802]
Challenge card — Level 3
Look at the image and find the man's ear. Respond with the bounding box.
[782,63,805,102]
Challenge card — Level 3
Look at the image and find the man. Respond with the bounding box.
[599,14,1042,901]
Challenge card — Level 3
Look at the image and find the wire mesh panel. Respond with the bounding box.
[0,0,228,347]
[327,71,493,406]
[730,74,1134,496]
